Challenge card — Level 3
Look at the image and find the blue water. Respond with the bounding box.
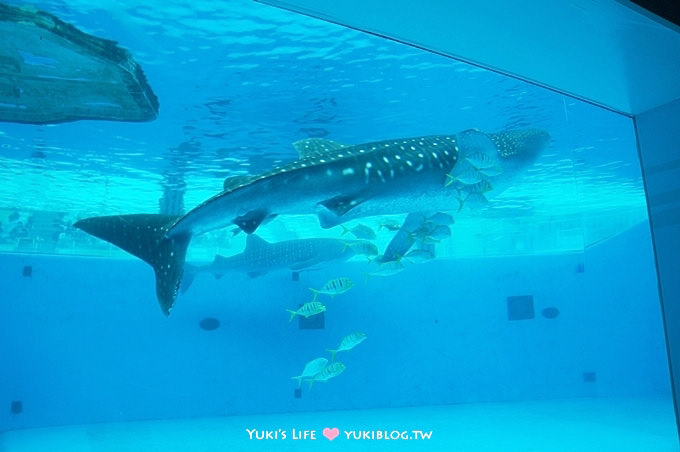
[0,0,677,450]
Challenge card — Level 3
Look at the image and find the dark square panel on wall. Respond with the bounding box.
[507,295,535,321]
[298,311,325,329]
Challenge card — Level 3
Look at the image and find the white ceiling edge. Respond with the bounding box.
[256,0,680,116]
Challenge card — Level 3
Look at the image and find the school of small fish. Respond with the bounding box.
[292,331,367,389]
[276,213,456,391]
[444,135,501,211]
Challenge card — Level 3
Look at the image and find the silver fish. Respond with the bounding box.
[366,260,406,280]
[291,357,328,387]
[342,240,379,257]
[286,301,326,322]
[405,249,435,264]
[305,362,346,389]
[310,277,354,301]
[327,332,367,361]
[341,223,377,240]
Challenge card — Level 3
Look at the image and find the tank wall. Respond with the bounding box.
[0,222,669,431]
[635,97,680,427]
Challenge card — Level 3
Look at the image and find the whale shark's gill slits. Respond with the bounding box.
[73,214,189,315]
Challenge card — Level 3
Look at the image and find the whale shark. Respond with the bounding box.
[181,234,377,293]
[74,128,549,315]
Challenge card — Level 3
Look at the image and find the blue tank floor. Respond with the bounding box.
[1,397,677,451]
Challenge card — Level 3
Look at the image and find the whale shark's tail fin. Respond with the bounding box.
[74,214,189,315]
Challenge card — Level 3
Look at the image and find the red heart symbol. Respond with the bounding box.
[322,427,339,441]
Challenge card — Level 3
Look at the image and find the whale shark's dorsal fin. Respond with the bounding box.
[211,255,229,279]
[245,234,269,252]
[293,138,349,159]
[73,214,189,315]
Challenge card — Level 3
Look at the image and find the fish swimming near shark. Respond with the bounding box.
[379,129,551,263]
[74,128,549,315]
[404,249,435,264]
[180,234,375,293]
[341,223,376,240]
[365,259,406,281]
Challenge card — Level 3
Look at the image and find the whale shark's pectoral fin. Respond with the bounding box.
[380,212,425,262]
[318,194,366,216]
[232,209,272,234]
[317,210,344,229]
[316,194,368,229]
[230,213,276,236]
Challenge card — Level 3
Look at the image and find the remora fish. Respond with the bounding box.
[74,128,549,315]
[181,234,374,293]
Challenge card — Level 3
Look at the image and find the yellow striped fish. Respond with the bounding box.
[286,301,326,322]
[327,331,367,361]
[310,278,354,301]
[305,362,346,389]
[291,357,328,387]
